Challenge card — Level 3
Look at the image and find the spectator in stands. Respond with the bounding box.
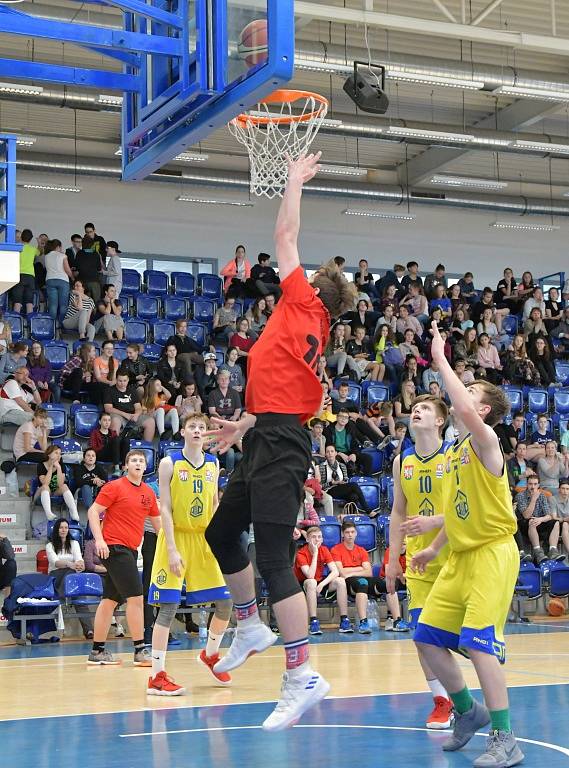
[364,401,395,444]
[401,260,422,293]
[508,442,535,494]
[396,304,424,340]
[373,324,401,384]
[398,328,422,363]
[429,283,452,319]
[104,371,155,442]
[165,319,204,380]
[423,264,447,300]
[46,518,94,638]
[228,316,255,371]
[331,520,376,634]
[563,277,569,303]
[400,283,429,325]
[551,307,569,354]
[14,407,49,464]
[65,234,83,276]
[245,297,267,339]
[477,307,503,349]
[0,342,29,383]
[422,359,444,395]
[517,270,535,306]
[63,280,96,341]
[208,370,242,473]
[529,337,556,387]
[495,413,520,461]
[156,343,183,403]
[401,355,422,390]
[100,241,122,298]
[393,379,416,424]
[37,445,79,522]
[294,526,352,635]
[523,285,546,321]
[529,414,554,457]
[175,379,203,420]
[524,307,549,349]
[545,287,564,330]
[453,357,475,385]
[73,448,108,509]
[11,228,37,316]
[141,378,179,438]
[84,222,106,263]
[502,334,540,386]
[120,343,153,397]
[354,259,377,299]
[537,441,568,496]
[477,333,503,384]
[45,239,74,324]
[0,366,41,426]
[495,267,519,312]
[0,532,16,599]
[27,341,59,403]
[248,252,281,297]
[89,412,121,471]
[325,322,360,381]
[212,296,238,344]
[516,475,561,563]
[0,310,12,356]
[60,343,100,405]
[457,271,478,304]
[318,446,372,514]
[379,545,412,631]
[195,351,218,402]
[219,347,245,392]
[377,302,398,334]
[263,292,276,318]
[93,284,125,341]
[94,340,118,393]
[552,479,569,558]
[76,237,103,302]
[346,325,383,381]
[472,286,509,333]
[309,419,326,463]
[450,307,474,345]
[343,298,378,339]
[220,244,252,298]
[324,409,373,476]
[376,263,405,298]
[316,354,333,389]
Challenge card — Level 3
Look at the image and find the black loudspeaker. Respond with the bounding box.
[343,62,389,115]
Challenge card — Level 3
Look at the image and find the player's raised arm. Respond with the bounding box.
[274,152,321,281]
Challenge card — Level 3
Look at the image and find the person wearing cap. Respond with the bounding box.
[101,241,123,298]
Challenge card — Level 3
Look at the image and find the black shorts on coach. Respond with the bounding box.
[103,545,143,603]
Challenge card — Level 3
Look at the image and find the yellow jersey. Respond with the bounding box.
[169,450,218,533]
[400,441,450,582]
[444,435,517,552]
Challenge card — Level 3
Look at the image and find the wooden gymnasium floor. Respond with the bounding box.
[1,620,569,767]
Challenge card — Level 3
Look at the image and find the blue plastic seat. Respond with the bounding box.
[555,361,569,386]
[128,440,157,475]
[549,565,569,597]
[163,296,188,321]
[44,341,69,371]
[171,272,195,298]
[135,294,161,321]
[142,343,162,362]
[119,294,133,319]
[554,389,569,416]
[186,322,208,348]
[74,409,100,438]
[29,313,55,342]
[349,477,381,514]
[63,572,103,605]
[190,297,216,326]
[144,270,169,296]
[332,380,362,407]
[197,274,223,301]
[4,312,24,341]
[360,447,384,474]
[125,320,148,344]
[366,383,390,405]
[44,406,67,438]
[502,315,519,336]
[158,440,184,459]
[517,561,542,600]
[153,321,175,347]
[113,344,128,362]
[52,437,82,457]
[72,339,101,356]
[502,386,523,413]
[319,516,341,549]
[376,514,390,546]
[342,514,377,552]
[527,387,548,414]
[121,269,142,295]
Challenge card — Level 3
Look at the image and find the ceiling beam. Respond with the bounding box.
[293,1,569,57]
[430,0,458,24]
[471,0,505,27]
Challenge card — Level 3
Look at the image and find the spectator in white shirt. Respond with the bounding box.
[0,367,41,426]
[14,408,50,463]
[523,286,546,320]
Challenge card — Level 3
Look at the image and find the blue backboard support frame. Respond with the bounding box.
[0,135,17,249]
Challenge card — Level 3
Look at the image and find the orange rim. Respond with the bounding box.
[231,89,328,127]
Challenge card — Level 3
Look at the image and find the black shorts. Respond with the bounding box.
[214,413,311,528]
[10,274,35,305]
[301,579,337,601]
[346,575,403,596]
[102,545,142,603]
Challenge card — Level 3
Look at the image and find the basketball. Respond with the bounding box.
[548,598,565,617]
[238,19,268,67]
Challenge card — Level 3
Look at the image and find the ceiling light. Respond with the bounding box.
[98,94,123,106]
[386,69,484,90]
[16,136,36,146]
[431,174,509,190]
[318,164,367,177]
[495,85,569,102]
[20,183,81,193]
[387,126,473,143]
[295,61,348,75]
[342,209,415,221]
[490,220,559,231]
[320,118,344,128]
[0,82,43,95]
[176,196,253,207]
[470,136,512,147]
[116,147,208,163]
[511,140,569,155]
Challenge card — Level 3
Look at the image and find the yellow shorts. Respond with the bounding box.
[414,536,518,663]
[406,575,438,629]
[148,528,230,606]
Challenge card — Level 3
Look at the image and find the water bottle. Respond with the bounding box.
[367,598,379,631]
[5,468,19,497]
[198,608,208,642]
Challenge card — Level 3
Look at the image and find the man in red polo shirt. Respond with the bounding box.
[86,449,160,666]
[205,153,357,731]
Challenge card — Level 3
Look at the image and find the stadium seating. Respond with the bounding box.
[502,315,519,336]
[197,274,223,301]
[135,294,161,321]
[121,269,142,295]
[4,312,23,341]
[152,321,175,346]
[163,296,188,321]
[63,572,103,607]
[29,313,55,342]
[527,387,549,414]
[366,384,390,405]
[43,405,67,438]
[343,514,377,552]
[349,477,381,515]
[74,408,100,438]
[186,322,208,348]
[44,341,69,371]
[142,343,162,362]
[125,320,148,344]
[332,380,362,407]
[319,516,341,549]
[171,272,195,297]
[190,297,216,326]
[554,361,569,387]
[144,270,168,296]
[502,386,523,412]
[549,565,569,597]
[554,389,569,416]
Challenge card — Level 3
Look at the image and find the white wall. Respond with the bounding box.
[16,172,568,285]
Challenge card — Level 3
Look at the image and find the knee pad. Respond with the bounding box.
[353,577,369,593]
[213,598,233,622]
[155,602,178,628]
[205,520,249,575]
[256,558,301,605]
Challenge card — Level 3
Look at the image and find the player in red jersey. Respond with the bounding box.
[205,153,357,731]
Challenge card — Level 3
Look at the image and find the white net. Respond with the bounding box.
[228,90,328,199]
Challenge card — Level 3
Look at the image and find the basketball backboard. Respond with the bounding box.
[121,0,294,182]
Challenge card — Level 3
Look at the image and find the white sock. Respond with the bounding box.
[40,490,53,517]
[287,661,313,680]
[428,678,448,699]
[151,649,166,678]
[206,630,223,657]
[63,489,79,521]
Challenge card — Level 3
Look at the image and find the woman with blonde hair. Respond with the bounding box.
[141,378,180,438]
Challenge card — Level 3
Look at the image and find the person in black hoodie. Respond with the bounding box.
[73,448,108,509]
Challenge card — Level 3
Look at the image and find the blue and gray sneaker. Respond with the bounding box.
[309,618,323,635]
[358,619,372,635]
[338,617,354,634]
[392,619,412,633]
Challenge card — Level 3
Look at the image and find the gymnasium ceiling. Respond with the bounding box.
[2,0,569,208]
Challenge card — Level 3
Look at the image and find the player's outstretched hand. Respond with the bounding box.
[204,417,245,455]
[410,546,436,575]
[430,321,445,364]
[287,151,322,186]
[401,516,439,537]
[385,559,404,594]
[168,549,184,578]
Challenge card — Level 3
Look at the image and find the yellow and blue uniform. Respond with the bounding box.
[415,435,518,663]
[149,451,230,605]
[400,441,450,627]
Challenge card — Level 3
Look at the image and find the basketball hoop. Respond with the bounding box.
[228,89,329,199]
